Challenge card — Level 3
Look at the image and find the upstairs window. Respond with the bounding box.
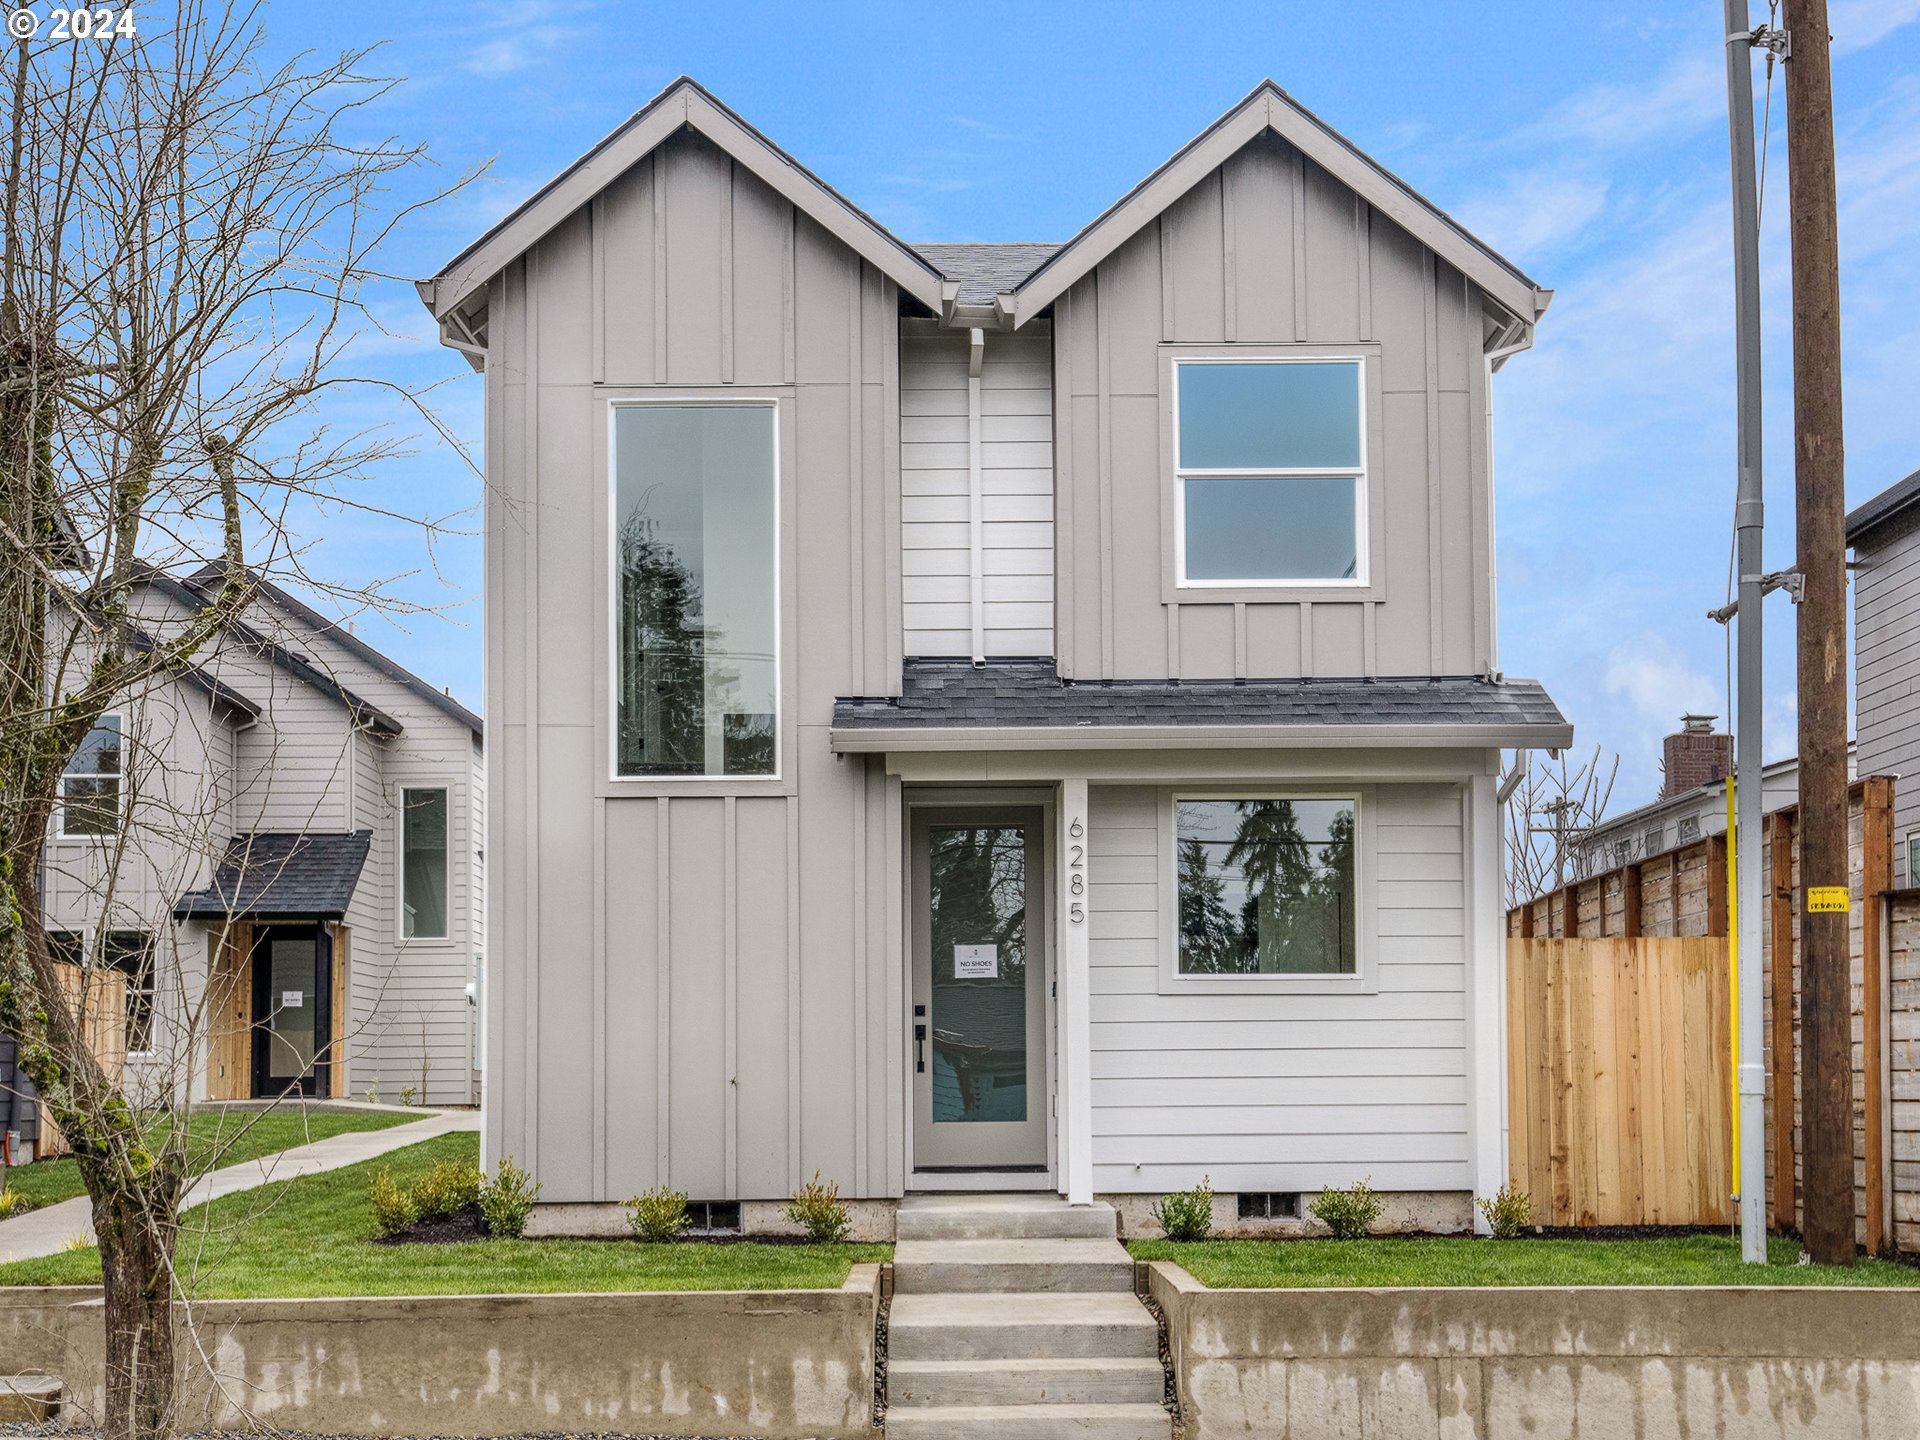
[1173,359,1366,586]
[613,404,778,778]
[60,716,123,837]
[401,787,450,940]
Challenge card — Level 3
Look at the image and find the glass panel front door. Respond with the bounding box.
[251,926,331,1097]
[911,806,1048,1173]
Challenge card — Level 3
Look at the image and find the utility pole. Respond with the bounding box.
[1720,0,1770,1265]
[1782,0,1855,1267]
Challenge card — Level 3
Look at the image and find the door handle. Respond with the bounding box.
[914,1023,927,1073]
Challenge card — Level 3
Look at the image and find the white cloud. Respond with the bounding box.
[1454,172,1610,259]
[1830,0,1920,53]
[1531,53,1724,150]
[1606,634,1724,729]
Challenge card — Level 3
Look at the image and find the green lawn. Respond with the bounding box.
[1,1105,424,1211]
[1131,1235,1920,1288]
[0,1133,891,1296]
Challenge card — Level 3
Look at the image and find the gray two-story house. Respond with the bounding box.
[1849,468,1920,885]
[421,78,1570,1233]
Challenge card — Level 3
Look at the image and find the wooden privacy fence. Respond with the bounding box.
[1507,937,1731,1226]
[32,963,128,1159]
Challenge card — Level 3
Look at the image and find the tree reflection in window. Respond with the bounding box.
[928,825,1029,1123]
[1177,799,1355,974]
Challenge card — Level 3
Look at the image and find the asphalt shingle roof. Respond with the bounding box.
[173,831,372,921]
[1846,466,1920,546]
[912,243,1060,306]
[834,660,1569,733]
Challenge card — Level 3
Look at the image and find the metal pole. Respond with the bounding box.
[1721,0,1769,1263]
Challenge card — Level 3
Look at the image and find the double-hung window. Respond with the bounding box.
[60,716,123,837]
[1173,359,1367,587]
[613,403,778,778]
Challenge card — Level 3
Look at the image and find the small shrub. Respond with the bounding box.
[1477,1184,1533,1240]
[625,1185,693,1242]
[399,1084,420,1108]
[364,1083,380,1105]
[62,1233,91,1253]
[0,1188,31,1219]
[785,1170,852,1242]
[412,1160,483,1221]
[1310,1177,1384,1240]
[479,1155,541,1238]
[1150,1176,1215,1242]
[369,1167,418,1237]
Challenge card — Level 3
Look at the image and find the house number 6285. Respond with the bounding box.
[1068,816,1086,923]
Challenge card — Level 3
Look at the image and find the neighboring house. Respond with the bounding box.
[420,78,1570,1230]
[32,564,484,1112]
[1573,719,1855,882]
[1849,468,1920,886]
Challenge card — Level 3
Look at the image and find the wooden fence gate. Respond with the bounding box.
[1507,937,1731,1226]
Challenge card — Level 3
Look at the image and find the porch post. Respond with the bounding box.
[1059,774,1094,1205]
[1465,771,1507,1231]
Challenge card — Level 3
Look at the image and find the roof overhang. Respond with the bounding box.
[419,76,947,334]
[1007,81,1552,337]
[831,719,1575,754]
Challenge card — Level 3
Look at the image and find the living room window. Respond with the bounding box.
[59,715,123,837]
[613,403,778,778]
[1175,796,1358,976]
[1172,358,1366,587]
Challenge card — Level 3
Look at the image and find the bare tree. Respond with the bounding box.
[0,6,470,1437]
[1502,747,1620,908]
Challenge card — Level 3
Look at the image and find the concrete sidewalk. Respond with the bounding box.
[0,1107,476,1263]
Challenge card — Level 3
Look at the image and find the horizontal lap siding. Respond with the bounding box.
[900,320,1054,657]
[1087,782,1470,1193]
[491,129,902,1202]
[1855,514,1920,848]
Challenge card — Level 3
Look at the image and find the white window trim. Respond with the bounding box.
[58,713,123,839]
[604,396,784,786]
[1156,786,1378,996]
[1170,356,1370,591]
[397,783,454,944]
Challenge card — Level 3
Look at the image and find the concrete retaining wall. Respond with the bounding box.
[0,1287,101,1374]
[1147,1262,1920,1439]
[31,1269,879,1438]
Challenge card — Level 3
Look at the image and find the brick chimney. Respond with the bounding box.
[1661,714,1733,797]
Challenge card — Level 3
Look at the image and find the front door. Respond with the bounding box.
[250,926,332,1098]
[911,807,1048,1171]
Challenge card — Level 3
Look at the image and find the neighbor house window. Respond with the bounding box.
[1176,798,1356,975]
[60,715,122,836]
[614,404,777,777]
[1173,359,1365,586]
[103,931,155,1054]
[400,787,449,940]
[1908,833,1920,889]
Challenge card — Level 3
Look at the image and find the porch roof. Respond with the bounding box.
[173,831,372,922]
[831,661,1572,753]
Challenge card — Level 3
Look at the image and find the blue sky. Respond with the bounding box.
[266,0,1920,809]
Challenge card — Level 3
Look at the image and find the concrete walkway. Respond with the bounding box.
[0,1107,476,1263]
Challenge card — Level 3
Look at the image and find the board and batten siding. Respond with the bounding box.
[1855,508,1920,854]
[1053,129,1494,684]
[1086,782,1471,1194]
[899,318,1055,657]
[485,126,904,1202]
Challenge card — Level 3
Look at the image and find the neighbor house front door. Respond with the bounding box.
[910,806,1049,1172]
[250,925,332,1098]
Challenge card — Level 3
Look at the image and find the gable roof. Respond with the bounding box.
[419,76,947,322]
[173,831,372,921]
[1846,466,1920,547]
[1009,81,1549,329]
[186,563,482,736]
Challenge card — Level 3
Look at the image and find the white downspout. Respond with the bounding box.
[968,327,986,668]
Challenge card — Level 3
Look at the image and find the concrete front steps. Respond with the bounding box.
[887,1195,1170,1440]
[0,1376,61,1423]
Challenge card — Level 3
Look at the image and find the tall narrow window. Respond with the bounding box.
[104,931,155,1053]
[60,716,122,836]
[1173,360,1365,586]
[401,787,450,940]
[614,404,777,777]
[1177,798,1357,975]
